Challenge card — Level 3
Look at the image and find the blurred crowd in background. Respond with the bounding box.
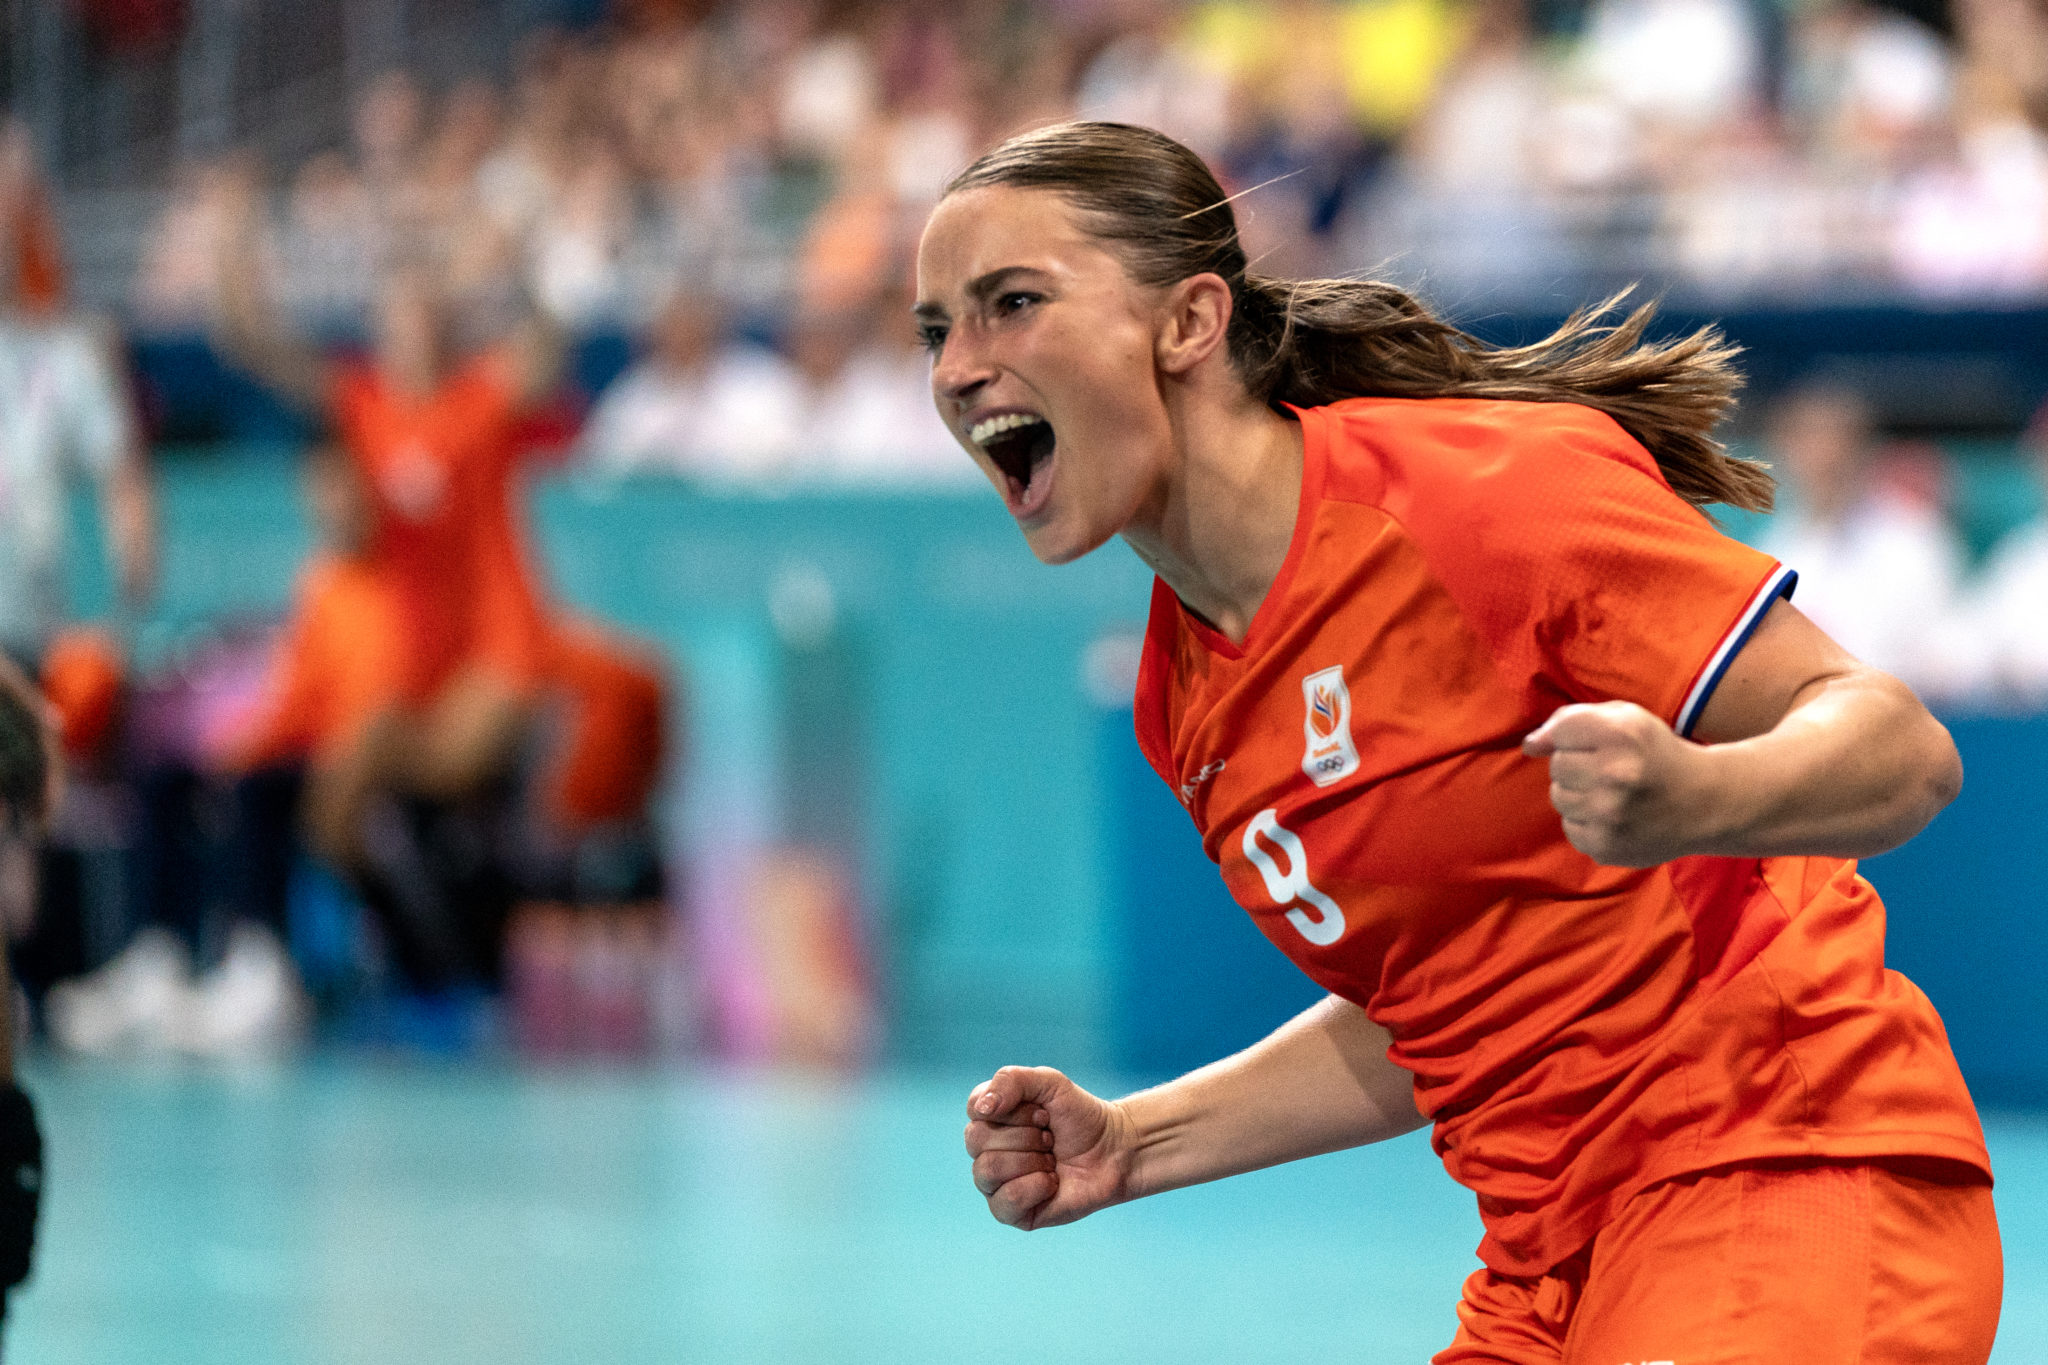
[35,0,2048,483]
[108,0,2048,332]
[0,0,2045,1068]
[1757,386,2048,705]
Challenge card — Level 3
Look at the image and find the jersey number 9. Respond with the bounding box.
[1241,810,1347,947]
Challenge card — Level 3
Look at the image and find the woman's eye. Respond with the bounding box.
[917,326,946,353]
[994,292,1038,315]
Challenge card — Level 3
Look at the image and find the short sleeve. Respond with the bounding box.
[1375,402,1793,737]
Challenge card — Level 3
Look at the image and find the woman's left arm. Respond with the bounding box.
[1522,599,1963,867]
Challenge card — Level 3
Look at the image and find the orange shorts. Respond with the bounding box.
[1437,1158,2002,1365]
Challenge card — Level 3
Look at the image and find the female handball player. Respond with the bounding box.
[918,122,2000,1362]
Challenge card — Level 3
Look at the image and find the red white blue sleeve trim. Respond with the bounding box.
[1675,564,1799,739]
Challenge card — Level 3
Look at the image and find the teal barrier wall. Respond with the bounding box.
[532,477,1154,1068]
[1861,715,2048,1105]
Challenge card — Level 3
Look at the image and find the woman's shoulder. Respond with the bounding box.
[1306,395,1659,507]
[1311,394,1641,454]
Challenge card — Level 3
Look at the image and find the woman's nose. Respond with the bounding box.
[932,331,996,405]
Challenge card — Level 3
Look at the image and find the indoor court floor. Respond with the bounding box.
[9,1058,2043,1364]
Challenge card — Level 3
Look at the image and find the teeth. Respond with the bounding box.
[969,412,1046,448]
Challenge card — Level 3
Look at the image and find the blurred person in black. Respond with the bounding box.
[0,657,50,1335]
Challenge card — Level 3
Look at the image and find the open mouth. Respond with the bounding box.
[971,412,1058,511]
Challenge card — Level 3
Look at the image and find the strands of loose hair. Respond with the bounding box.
[948,122,1773,513]
[1177,167,1305,222]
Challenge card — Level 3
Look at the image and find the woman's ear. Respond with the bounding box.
[1155,273,1234,376]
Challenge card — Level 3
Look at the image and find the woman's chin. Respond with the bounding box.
[1020,509,1112,566]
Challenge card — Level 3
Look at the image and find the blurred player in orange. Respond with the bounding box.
[211,166,673,997]
[213,446,407,861]
[199,439,513,994]
[211,166,562,845]
[923,124,1999,1362]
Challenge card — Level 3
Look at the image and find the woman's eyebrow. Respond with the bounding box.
[915,265,1053,322]
[965,266,1050,302]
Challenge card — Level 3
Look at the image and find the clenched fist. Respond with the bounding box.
[1522,700,1719,868]
[965,1066,1132,1231]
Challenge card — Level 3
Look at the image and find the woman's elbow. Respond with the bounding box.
[1917,713,1964,820]
[1877,705,1962,851]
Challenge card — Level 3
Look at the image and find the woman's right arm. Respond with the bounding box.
[211,170,332,413]
[965,995,1424,1230]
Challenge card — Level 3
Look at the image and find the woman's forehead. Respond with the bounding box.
[917,186,1120,298]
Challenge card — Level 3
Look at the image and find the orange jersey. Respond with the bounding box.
[466,416,554,694]
[1133,397,1989,1277]
[221,554,408,771]
[331,357,549,698]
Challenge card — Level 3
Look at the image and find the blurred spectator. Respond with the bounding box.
[576,287,804,480]
[1580,0,1762,128]
[277,152,381,323]
[579,275,959,485]
[1078,0,1233,161]
[86,0,2048,402]
[1407,0,1545,198]
[796,124,906,318]
[4,130,65,319]
[805,282,969,483]
[1945,416,2048,707]
[528,135,633,327]
[1891,89,2048,297]
[1375,0,1576,291]
[1955,0,2048,128]
[351,70,427,197]
[135,157,248,326]
[1756,385,1965,690]
[0,124,156,664]
[1786,0,1954,166]
[779,23,881,165]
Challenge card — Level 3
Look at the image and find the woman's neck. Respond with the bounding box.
[1121,388,1304,647]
